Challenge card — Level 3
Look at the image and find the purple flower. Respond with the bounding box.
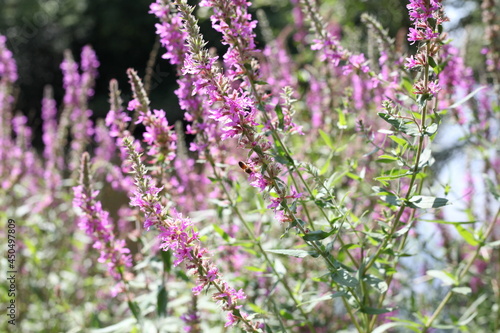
[0,35,18,83]
[200,0,259,80]
[428,80,441,94]
[123,137,261,331]
[404,0,448,98]
[343,53,370,75]
[60,50,81,106]
[127,98,141,111]
[73,153,133,284]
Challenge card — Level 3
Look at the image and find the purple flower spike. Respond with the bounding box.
[73,153,133,288]
[123,137,262,332]
[0,35,18,83]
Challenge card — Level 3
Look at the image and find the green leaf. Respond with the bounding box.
[389,135,408,147]
[363,274,388,293]
[485,177,500,200]
[372,187,395,195]
[428,56,438,68]
[418,148,434,168]
[360,306,395,315]
[280,309,294,320]
[424,123,438,136]
[275,103,285,130]
[375,169,411,181]
[128,300,142,321]
[452,287,471,295]
[372,186,402,206]
[331,268,358,288]
[394,220,414,237]
[319,129,334,149]
[319,155,331,175]
[427,270,458,286]
[378,113,421,136]
[340,243,361,252]
[247,302,267,314]
[266,249,314,258]
[161,248,171,273]
[347,172,362,181]
[213,224,230,242]
[448,86,487,109]
[298,292,347,308]
[372,322,421,333]
[377,155,399,163]
[401,76,414,94]
[91,319,138,333]
[485,240,500,248]
[303,229,335,241]
[157,286,168,317]
[337,108,347,129]
[244,266,266,272]
[419,219,476,225]
[454,225,479,246]
[416,94,432,108]
[407,196,451,209]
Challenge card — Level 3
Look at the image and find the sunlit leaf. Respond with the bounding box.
[377,154,399,163]
[372,322,421,333]
[448,86,487,109]
[266,249,314,258]
[303,229,335,241]
[319,129,334,149]
[331,268,358,288]
[407,196,451,209]
[362,274,388,293]
[485,240,500,248]
[427,270,458,286]
[213,224,230,242]
[452,287,472,295]
[454,225,479,246]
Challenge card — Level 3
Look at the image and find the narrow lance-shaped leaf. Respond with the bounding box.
[407,196,451,209]
[448,86,487,109]
[426,270,458,286]
[266,249,316,258]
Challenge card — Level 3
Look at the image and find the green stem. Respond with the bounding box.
[205,153,317,332]
[421,208,500,332]
[364,41,432,274]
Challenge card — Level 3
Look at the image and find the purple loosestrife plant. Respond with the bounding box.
[0,35,17,175]
[73,152,133,297]
[173,0,305,228]
[58,46,100,171]
[150,1,222,160]
[104,78,138,193]
[1,1,499,332]
[127,68,177,166]
[150,5,321,329]
[171,3,377,330]
[199,0,259,82]
[122,137,262,332]
[0,35,18,83]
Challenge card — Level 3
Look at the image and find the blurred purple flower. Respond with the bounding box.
[0,35,18,83]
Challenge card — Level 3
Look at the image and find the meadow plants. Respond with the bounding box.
[0,0,499,332]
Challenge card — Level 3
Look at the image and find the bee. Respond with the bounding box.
[238,161,254,174]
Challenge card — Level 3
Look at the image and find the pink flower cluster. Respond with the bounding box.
[0,35,18,83]
[405,0,449,95]
[123,137,261,332]
[167,0,310,227]
[73,153,133,295]
[127,68,177,165]
[199,0,258,81]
